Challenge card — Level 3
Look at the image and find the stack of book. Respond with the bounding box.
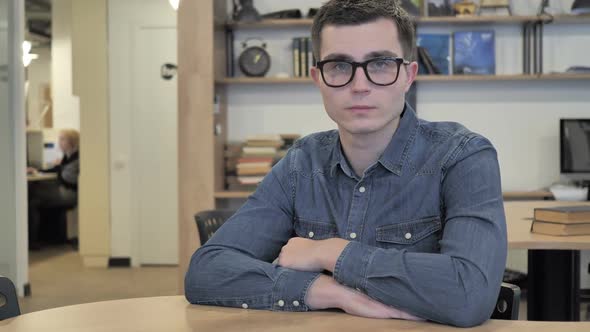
[237,134,283,186]
[531,205,590,236]
[292,37,314,78]
[225,134,301,191]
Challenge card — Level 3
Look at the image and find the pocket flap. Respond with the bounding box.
[294,218,338,240]
[376,216,441,244]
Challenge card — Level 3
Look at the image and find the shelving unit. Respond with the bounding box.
[218,73,590,85]
[226,14,590,29]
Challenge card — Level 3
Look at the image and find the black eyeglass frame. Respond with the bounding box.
[315,57,410,88]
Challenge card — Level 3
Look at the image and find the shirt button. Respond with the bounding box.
[359,186,366,193]
[277,300,285,307]
[308,231,314,238]
[405,233,412,240]
[242,303,248,309]
[293,300,300,307]
[349,232,357,239]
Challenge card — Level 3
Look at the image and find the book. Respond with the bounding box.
[534,205,590,224]
[417,34,450,75]
[242,146,277,157]
[531,220,590,236]
[302,37,309,77]
[246,140,284,148]
[417,47,441,75]
[238,175,266,185]
[306,38,314,76]
[236,162,272,169]
[453,31,496,75]
[237,157,274,164]
[293,38,301,78]
[237,166,272,176]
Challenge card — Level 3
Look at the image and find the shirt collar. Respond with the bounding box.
[329,102,419,177]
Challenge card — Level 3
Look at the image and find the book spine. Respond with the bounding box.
[302,37,311,77]
[298,37,304,77]
[293,38,301,78]
[306,37,312,77]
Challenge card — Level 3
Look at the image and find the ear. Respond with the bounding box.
[404,61,419,93]
[310,66,322,88]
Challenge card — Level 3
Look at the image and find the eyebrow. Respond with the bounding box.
[322,50,401,62]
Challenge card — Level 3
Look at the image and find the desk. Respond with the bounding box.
[27,172,57,182]
[2,296,589,332]
[505,201,590,321]
[503,191,554,201]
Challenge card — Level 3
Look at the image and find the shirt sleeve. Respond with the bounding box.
[332,135,508,327]
[184,149,321,311]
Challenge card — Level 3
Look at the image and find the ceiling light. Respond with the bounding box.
[169,0,180,11]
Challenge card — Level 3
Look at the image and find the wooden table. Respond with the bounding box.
[503,191,554,201]
[505,201,590,322]
[2,296,589,332]
[27,172,57,182]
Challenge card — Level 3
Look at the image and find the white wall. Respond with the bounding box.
[26,47,51,128]
[52,0,80,130]
[0,0,29,297]
[108,0,176,264]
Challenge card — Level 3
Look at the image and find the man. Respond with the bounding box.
[185,0,506,327]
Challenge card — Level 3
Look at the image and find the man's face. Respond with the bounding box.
[58,134,70,153]
[311,18,418,137]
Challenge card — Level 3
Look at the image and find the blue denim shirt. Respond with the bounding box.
[185,104,507,327]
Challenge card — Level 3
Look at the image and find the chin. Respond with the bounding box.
[340,124,384,135]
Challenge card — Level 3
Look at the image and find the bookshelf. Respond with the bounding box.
[218,74,590,85]
[226,15,590,29]
[178,2,590,289]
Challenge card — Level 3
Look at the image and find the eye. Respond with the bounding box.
[369,59,395,70]
[325,61,350,73]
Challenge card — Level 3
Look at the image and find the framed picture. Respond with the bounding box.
[400,0,425,16]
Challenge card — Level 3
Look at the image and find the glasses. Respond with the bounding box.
[316,57,410,88]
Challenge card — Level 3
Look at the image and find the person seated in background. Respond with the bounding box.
[185,0,506,327]
[27,129,80,250]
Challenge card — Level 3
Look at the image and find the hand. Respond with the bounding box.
[278,237,350,272]
[27,167,37,174]
[277,237,324,272]
[306,275,424,321]
[340,287,424,321]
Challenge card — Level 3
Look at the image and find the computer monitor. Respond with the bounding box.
[560,119,590,174]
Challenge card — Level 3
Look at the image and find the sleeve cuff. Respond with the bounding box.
[333,241,377,292]
[271,269,321,312]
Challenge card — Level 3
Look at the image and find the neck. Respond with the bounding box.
[339,116,400,178]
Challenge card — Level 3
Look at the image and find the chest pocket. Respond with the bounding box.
[294,218,339,240]
[375,216,442,253]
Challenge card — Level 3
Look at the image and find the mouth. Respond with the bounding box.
[346,105,376,113]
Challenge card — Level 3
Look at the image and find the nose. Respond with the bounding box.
[350,66,370,92]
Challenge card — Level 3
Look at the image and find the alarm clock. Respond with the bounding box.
[238,38,271,77]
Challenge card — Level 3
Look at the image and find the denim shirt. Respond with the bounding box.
[185,104,507,327]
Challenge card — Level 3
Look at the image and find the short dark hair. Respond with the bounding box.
[311,0,416,62]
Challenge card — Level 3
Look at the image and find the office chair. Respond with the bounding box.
[194,210,237,245]
[0,275,21,320]
[491,283,521,320]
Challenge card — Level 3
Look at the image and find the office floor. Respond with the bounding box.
[17,246,590,321]
[19,245,178,313]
